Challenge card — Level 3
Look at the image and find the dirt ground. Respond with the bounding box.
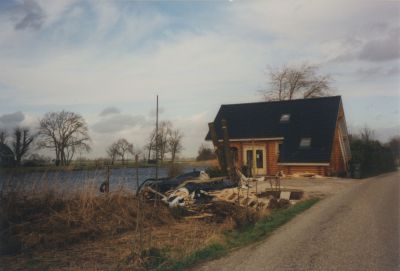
[276,176,359,198]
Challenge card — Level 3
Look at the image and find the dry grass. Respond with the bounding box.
[0,179,257,270]
[0,180,175,253]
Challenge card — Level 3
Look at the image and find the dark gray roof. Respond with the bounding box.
[205,96,342,163]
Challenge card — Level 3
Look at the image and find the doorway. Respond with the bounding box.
[243,144,267,176]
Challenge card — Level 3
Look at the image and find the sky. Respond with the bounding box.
[0,0,399,159]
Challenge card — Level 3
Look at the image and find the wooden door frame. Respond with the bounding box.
[242,143,267,176]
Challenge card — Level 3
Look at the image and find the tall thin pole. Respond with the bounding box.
[135,154,143,251]
[155,95,159,182]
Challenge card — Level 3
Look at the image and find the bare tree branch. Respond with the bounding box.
[106,142,119,165]
[11,127,35,166]
[115,138,133,164]
[37,111,91,166]
[0,129,8,145]
[263,63,333,101]
[168,128,183,163]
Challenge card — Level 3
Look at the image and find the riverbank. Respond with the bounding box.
[0,160,218,174]
[0,176,319,270]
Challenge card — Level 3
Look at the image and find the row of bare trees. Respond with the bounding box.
[1,110,185,167]
[105,129,184,166]
[106,138,138,165]
[105,121,184,165]
[144,121,183,164]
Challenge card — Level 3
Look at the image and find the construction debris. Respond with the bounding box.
[139,168,304,220]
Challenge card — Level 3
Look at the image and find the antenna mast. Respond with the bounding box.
[155,94,159,182]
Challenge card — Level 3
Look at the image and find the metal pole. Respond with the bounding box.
[106,165,110,193]
[154,95,159,206]
[135,155,140,194]
[155,95,159,182]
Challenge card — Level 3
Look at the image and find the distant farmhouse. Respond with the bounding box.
[0,143,15,167]
[206,96,351,177]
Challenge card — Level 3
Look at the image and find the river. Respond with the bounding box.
[0,166,206,193]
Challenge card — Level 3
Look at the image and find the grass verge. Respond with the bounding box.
[157,198,319,271]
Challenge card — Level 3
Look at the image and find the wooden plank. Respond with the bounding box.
[208,122,226,171]
[221,119,238,183]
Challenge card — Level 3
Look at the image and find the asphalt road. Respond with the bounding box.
[194,172,400,271]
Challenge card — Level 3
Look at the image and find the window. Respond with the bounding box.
[256,150,263,168]
[280,114,290,122]
[246,150,253,167]
[277,143,283,156]
[299,138,312,148]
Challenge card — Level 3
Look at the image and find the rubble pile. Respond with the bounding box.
[139,170,304,221]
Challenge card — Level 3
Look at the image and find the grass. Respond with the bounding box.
[158,198,319,271]
[0,180,175,254]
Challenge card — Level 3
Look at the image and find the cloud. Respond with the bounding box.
[358,29,400,62]
[331,25,400,64]
[13,0,46,31]
[99,106,120,117]
[92,113,146,133]
[356,65,400,79]
[0,111,25,128]
[148,107,165,118]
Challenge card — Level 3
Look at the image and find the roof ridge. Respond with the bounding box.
[221,95,341,107]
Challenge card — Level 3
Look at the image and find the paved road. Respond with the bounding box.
[195,172,400,271]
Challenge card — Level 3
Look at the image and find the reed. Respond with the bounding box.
[0,178,174,255]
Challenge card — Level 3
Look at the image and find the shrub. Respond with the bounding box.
[350,138,396,178]
[196,144,216,161]
[22,154,51,167]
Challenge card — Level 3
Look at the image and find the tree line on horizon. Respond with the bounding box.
[0,111,185,168]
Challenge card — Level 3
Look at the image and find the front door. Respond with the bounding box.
[243,144,267,176]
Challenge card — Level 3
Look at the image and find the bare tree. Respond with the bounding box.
[158,121,172,162]
[11,127,35,166]
[360,126,375,142]
[146,121,172,163]
[263,63,332,101]
[106,142,119,165]
[37,111,91,166]
[144,131,156,161]
[168,129,183,163]
[0,129,8,144]
[115,138,134,164]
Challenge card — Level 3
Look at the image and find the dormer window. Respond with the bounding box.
[280,114,290,122]
[299,138,311,148]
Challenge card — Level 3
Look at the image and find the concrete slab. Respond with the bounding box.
[280,191,291,200]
